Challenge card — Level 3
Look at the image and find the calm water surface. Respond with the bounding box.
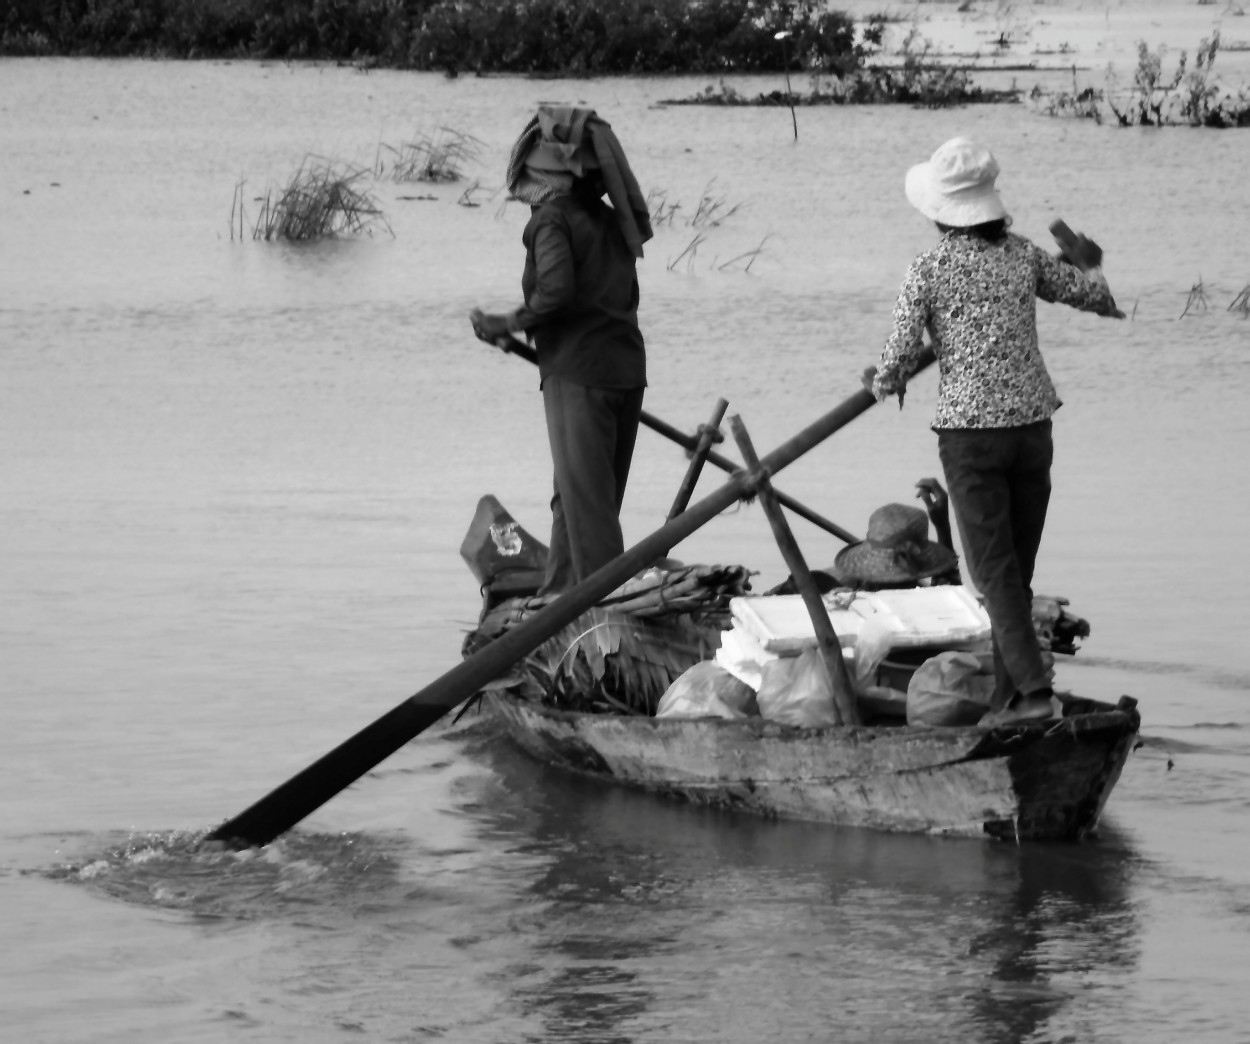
[2,59,1249,1042]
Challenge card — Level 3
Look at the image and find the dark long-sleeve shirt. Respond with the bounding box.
[874,232,1119,429]
[512,193,646,390]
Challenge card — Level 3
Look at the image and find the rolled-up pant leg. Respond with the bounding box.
[539,376,644,595]
[938,422,1053,704]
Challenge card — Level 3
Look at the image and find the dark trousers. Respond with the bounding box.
[540,376,644,595]
[937,421,1053,705]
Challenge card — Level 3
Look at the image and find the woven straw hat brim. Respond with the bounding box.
[833,540,958,585]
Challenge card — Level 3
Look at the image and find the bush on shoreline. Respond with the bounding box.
[1,0,861,74]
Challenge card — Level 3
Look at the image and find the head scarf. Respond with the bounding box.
[505,105,653,258]
[510,167,575,206]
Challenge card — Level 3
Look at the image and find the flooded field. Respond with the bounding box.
[3,46,1249,1042]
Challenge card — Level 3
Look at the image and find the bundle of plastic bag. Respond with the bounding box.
[755,647,840,727]
[656,661,759,719]
[905,650,995,727]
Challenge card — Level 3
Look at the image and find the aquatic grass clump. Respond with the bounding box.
[1035,32,1250,128]
[647,182,766,274]
[1181,277,1210,318]
[646,183,746,233]
[1030,68,1105,123]
[690,179,742,229]
[375,127,484,183]
[236,157,392,241]
[1176,278,1250,318]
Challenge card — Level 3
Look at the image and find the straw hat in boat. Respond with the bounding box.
[833,503,958,586]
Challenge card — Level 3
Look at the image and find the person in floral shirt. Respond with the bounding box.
[870,137,1123,726]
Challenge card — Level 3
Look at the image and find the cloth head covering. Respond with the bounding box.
[506,105,653,258]
[904,137,1009,228]
[833,503,958,586]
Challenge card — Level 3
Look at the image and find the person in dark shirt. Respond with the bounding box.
[471,107,652,595]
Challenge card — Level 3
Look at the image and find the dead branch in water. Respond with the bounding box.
[718,235,771,273]
[668,233,707,272]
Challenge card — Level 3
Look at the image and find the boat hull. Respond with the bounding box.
[487,695,1139,840]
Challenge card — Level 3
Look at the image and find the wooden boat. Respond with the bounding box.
[462,496,1140,842]
[486,692,1139,840]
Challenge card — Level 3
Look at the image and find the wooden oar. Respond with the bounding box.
[730,414,858,725]
[206,353,933,848]
[496,335,859,544]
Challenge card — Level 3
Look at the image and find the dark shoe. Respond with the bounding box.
[979,690,1056,727]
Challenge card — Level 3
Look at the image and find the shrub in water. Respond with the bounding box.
[241,158,392,241]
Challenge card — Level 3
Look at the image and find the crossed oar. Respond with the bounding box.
[494,336,858,543]
[206,346,933,848]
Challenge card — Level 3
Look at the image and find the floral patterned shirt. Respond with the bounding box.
[873,232,1119,429]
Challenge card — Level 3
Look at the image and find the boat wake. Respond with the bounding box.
[36,828,408,919]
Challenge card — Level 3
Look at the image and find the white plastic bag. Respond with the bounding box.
[905,651,995,727]
[852,615,897,691]
[755,647,840,727]
[656,661,759,719]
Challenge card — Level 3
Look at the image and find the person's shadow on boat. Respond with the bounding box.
[447,720,1144,1044]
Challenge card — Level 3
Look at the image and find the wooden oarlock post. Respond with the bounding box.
[728,414,860,727]
[667,397,728,520]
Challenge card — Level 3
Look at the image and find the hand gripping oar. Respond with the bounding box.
[205,351,934,848]
[495,335,859,544]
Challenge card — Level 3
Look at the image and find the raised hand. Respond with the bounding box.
[914,477,948,517]
[1050,219,1104,271]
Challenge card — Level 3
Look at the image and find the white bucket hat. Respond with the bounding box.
[904,137,1008,228]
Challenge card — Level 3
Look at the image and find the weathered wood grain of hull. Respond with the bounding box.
[487,695,1139,840]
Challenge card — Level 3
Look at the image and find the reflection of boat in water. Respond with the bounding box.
[454,713,1143,1044]
[462,497,1140,842]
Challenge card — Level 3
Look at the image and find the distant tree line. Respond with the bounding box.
[1,0,870,75]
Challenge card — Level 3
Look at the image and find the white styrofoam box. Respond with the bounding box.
[714,623,858,691]
[730,595,866,654]
[728,586,990,654]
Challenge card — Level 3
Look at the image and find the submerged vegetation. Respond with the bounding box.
[1177,277,1250,319]
[665,22,1019,108]
[374,127,484,183]
[1032,32,1250,127]
[647,181,771,273]
[232,157,391,241]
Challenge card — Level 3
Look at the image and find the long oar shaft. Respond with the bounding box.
[207,355,931,848]
[498,336,859,544]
